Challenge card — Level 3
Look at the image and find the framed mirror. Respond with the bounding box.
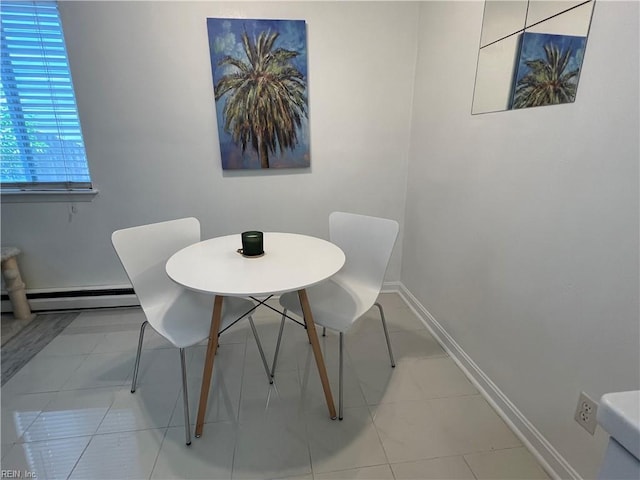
[472,0,595,114]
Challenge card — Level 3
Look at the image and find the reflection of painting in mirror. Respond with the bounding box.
[472,0,595,114]
[512,32,587,108]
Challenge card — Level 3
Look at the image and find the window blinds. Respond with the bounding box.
[1,0,91,190]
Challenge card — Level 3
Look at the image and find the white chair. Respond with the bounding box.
[111,217,271,445]
[274,212,399,419]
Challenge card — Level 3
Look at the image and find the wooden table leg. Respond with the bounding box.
[297,289,337,420]
[195,295,224,437]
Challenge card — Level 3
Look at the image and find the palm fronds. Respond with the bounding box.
[512,42,580,109]
[215,29,307,168]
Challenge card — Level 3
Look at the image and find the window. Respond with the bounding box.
[1,0,91,191]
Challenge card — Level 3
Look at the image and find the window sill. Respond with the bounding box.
[1,188,99,203]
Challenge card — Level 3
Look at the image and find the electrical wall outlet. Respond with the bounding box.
[574,391,598,435]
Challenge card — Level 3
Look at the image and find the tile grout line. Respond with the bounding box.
[147,426,170,480]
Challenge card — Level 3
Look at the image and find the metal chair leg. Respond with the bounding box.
[339,332,344,420]
[248,315,273,384]
[270,312,286,377]
[131,320,148,393]
[179,348,191,446]
[375,302,395,367]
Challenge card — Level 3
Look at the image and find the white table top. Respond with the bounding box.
[166,232,345,297]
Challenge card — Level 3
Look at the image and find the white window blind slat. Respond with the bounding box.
[1,0,92,190]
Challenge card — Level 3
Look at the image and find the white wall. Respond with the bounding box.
[0,1,418,289]
[2,1,638,476]
[402,1,639,478]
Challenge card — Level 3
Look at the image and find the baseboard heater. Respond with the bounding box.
[1,287,139,313]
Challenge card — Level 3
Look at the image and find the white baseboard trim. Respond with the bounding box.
[388,282,581,480]
[2,294,139,313]
[1,280,399,314]
[381,280,402,293]
[0,280,401,314]
[1,285,139,313]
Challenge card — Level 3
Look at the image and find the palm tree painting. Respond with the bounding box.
[207,18,309,169]
[511,32,587,110]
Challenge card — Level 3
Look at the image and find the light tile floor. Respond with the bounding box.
[0,293,550,479]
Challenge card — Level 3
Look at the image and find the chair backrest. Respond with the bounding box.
[111,217,200,313]
[329,212,399,292]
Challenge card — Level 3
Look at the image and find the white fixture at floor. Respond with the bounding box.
[597,390,640,479]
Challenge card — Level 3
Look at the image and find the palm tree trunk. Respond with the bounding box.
[258,137,270,169]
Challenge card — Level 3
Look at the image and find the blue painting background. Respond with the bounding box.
[207,18,309,170]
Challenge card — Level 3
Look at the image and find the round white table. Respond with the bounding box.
[166,232,345,297]
[166,232,345,436]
